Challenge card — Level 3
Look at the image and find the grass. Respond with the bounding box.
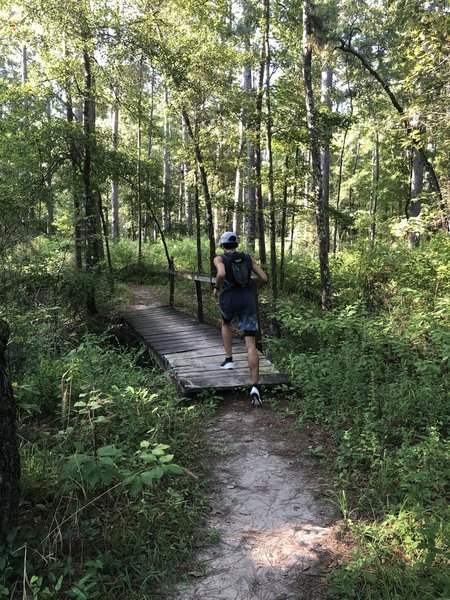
[270,237,450,599]
[2,233,449,599]
[2,314,217,599]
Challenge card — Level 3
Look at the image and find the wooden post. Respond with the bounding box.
[195,280,204,323]
[169,256,175,307]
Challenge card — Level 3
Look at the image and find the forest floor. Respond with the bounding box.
[125,286,352,600]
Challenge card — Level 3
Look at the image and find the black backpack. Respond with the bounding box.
[223,252,252,288]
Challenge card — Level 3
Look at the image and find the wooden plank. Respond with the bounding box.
[125,318,202,330]
[121,305,288,395]
[165,353,250,369]
[124,310,200,326]
[178,369,285,384]
[149,340,223,354]
[135,324,219,336]
[148,335,222,349]
[180,373,287,393]
[142,330,221,343]
[180,372,288,391]
[135,325,218,337]
[173,358,273,373]
[174,366,279,379]
[164,345,247,361]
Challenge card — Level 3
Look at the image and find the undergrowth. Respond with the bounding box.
[2,233,449,599]
[2,327,215,599]
[0,238,216,599]
[270,235,450,599]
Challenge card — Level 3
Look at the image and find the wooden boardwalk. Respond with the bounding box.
[121,306,288,395]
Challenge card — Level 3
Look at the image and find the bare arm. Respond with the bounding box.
[213,255,225,296]
[251,258,268,283]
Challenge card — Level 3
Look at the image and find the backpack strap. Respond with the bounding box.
[220,252,233,287]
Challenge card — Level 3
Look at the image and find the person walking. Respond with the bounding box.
[213,232,268,406]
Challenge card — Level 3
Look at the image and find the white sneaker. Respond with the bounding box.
[250,385,262,407]
[220,357,234,369]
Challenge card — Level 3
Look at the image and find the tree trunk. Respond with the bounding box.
[407,148,424,247]
[255,29,267,265]
[182,110,216,274]
[320,65,332,232]
[45,170,56,237]
[264,0,278,314]
[280,155,289,289]
[163,87,171,232]
[370,128,380,244]
[64,37,83,269]
[194,169,203,272]
[243,63,256,252]
[22,45,28,115]
[182,118,193,236]
[0,320,20,534]
[333,90,352,253]
[288,147,300,257]
[303,0,331,309]
[232,119,244,236]
[137,59,144,262]
[67,91,83,269]
[111,101,120,241]
[348,137,360,241]
[83,45,103,314]
[143,67,156,243]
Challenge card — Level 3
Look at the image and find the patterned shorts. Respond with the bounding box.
[221,310,259,334]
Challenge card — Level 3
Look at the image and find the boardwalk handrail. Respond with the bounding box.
[166,263,213,322]
[166,268,216,284]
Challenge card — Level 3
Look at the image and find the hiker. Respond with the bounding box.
[213,232,268,406]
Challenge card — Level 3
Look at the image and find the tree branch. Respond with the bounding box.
[337,39,445,222]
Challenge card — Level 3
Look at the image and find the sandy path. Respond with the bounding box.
[125,286,345,599]
[169,397,342,600]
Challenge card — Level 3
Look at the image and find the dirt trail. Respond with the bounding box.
[126,286,346,599]
[170,397,342,600]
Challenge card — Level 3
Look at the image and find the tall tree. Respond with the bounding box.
[162,86,171,232]
[82,42,103,314]
[111,99,120,241]
[320,64,332,237]
[264,0,278,310]
[243,59,256,252]
[303,0,331,309]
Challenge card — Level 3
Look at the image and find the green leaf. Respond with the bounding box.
[159,454,174,463]
[97,445,123,458]
[93,415,108,423]
[86,469,100,489]
[140,470,158,485]
[166,464,184,475]
[152,444,170,456]
[129,477,143,497]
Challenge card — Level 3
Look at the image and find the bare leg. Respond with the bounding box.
[245,335,259,385]
[221,323,233,358]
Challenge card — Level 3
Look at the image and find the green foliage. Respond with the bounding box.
[2,323,214,598]
[270,237,450,598]
[280,253,321,300]
[109,236,216,280]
